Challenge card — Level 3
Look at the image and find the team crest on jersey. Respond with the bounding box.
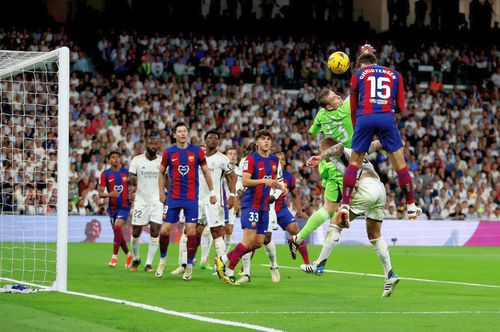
[263,175,272,187]
[188,155,195,162]
[251,222,257,227]
[272,165,277,171]
[114,185,124,193]
[178,165,190,176]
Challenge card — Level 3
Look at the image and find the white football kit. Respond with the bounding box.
[223,164,239,225]
[198,152,234,228]
[327,144,386,221]
[129,154,164,226]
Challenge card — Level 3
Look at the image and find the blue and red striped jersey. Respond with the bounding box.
[160,144,207,206]
[241,153,280,211]
[349,64,405,126]
[99,168,130,213]
[275,170,295,212]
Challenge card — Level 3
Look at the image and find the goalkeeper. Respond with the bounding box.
[288,89,353,258]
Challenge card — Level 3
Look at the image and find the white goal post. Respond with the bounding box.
[0,47,69,291]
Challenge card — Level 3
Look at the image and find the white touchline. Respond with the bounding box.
[268,265,500,289]
[192,311,500,315]
[63,290,283,332]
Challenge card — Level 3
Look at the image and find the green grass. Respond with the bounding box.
[1,244,500,331]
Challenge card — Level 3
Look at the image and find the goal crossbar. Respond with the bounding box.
[0,49,62,80]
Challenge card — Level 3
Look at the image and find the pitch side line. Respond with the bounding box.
[268,265,500,289]
[192,311,500,315]
[63,290,283,332]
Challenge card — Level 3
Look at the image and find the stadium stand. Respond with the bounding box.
[0,27,498,220]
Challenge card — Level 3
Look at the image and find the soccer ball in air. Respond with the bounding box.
[327,51,350,74]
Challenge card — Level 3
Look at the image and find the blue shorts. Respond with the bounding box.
[109,207,130,226]
[240,208,269,235]
[164,204,198,224]
[276,207,295,230]
[352,112,403,153]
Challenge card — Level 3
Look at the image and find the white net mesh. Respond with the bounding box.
[0,51,60,288]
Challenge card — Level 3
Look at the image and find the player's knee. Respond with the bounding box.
[286,223,299,235]
[211,227,224,239]
[253,242,263,250]
[263,233,272,245]
[150,229,160,238]
[367,229,381,240]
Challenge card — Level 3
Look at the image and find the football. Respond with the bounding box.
[327,51,350,74]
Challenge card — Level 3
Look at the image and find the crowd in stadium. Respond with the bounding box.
[0,27,498,221]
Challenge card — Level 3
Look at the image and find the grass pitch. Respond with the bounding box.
[1,243,499,331]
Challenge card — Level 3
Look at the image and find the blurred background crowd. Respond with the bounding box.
[0,1,498,221]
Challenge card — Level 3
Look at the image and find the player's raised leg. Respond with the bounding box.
[386,148,421,219]
[289,197,337,257]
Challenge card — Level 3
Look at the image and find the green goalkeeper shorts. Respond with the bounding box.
[324,181,342,203]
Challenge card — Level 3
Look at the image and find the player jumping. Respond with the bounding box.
[303,137,400,297]
[340,51,421,227]
[288,89,353,256]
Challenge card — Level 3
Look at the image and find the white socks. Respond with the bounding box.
[242,251,252,276]
[213,236,226,258]
[131,236,140,260]
[265,240,278,269]
[200,227,213,264]
[146,236,159,266]
[225,233,233,253]
[179,232,187,266]
[315,224,341,266]
[370,237,392,278]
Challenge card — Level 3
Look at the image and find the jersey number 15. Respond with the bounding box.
[367,76,391,99]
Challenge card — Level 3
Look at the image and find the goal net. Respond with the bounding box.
[0,48,69,291]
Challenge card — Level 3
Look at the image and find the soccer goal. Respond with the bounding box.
[0,47,69,291]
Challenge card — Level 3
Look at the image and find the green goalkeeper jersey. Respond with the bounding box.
[308,98,353,148]
[309,98,353,189]
[318,159,343,187]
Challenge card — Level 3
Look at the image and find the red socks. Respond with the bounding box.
[396,167,415,204]
[342,164,359,205]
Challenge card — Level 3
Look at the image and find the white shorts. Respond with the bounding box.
[350,177,386,222]
[198,203,225,228]
[227,208,235,225]
[131,202,164,226]
[267,204,278,232]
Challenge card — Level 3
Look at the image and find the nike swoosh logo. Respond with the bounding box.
[109,179,114,182]
[259,168,265,171]
[172,158,178,162]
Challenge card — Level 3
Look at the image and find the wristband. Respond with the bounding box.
[229,193,236,198]
[210,190,216,196]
